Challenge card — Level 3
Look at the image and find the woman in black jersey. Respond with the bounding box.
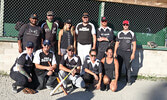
[58,19,76,56]
[101,47,119,92]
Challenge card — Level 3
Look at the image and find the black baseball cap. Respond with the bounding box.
[47,11,55,16]
[67,45,74,51]
[66,19,72,24]
[30,14,38,19]
[43,40,51,45]
[101,17,107,22]
[82,12,89,17]
[26,41,34,48]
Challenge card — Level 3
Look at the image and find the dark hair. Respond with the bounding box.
[89,49,96,54]
[106,46,114,52]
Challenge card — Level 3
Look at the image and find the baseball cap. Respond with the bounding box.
[47,11,55,16]
[82,12,89,17]
[67,45,74,51]
[123,20,129,25]
[26,41,34,48]
[43,40,51,45]
[30,14,38,19]
[101,17,107,22]
[66,19,72,24]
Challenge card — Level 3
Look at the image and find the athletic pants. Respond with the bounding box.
[77,42,91,75]
[117,49,132,83]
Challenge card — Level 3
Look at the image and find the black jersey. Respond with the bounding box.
[33,49,57,75]
[41,21,59,47]
[116,30,136,51]
[11,51,34,74]
[60,54,81,70]
[83,57,102,75]
[97,26,114,51]
[18,23,44,51]
[60,30,74,49]
[75,22,96,45]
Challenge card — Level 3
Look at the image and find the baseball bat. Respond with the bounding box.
[50,65,77,96]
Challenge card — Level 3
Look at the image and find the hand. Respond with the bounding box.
[28,77,32,82]
[95,83,101,90]
[47,67,54,71]
[18,47,22,53]
[92,46,96,49]
[130,54,135,60]
[94,74,98,81]
[113,53,117,58]
[97,37,102,42]
[72,69,77,76]
[47,71,53,76]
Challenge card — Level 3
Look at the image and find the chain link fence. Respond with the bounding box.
[0,0,167,46]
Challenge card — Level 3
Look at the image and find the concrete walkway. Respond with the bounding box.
[0,75,167,100]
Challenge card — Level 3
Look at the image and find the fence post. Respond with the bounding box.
[98,2,105,27]
[0,0,4,36]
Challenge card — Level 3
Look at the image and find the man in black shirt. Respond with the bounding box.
[97,17,114,60]
[114,20,136,85]
[33,40,57,90]
[18,14,43,53]
[75,12,96,75]
[82,49,102,90]
[59,45,85,88]
[41,11,59,53]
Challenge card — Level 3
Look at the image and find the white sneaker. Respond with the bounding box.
[46,86,53,90]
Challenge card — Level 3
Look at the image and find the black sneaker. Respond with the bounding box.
[106,84,110,91]
[12,83,17,93]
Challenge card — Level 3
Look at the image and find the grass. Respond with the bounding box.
[132,75,167,81]
[0,71,8,76]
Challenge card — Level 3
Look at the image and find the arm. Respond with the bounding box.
[114,41,119,58]
[92,34,96,49]
[73,31,77,54]
[17,64,32,82]
[58,29,63,56]
[114,59,119,82]
[35,64,53,71]
[18,40,22,53]
[59,64,71,73]
[131,41,136,60]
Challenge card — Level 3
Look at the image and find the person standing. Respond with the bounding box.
[18,14,43,53]
[59,45,85,89]
[82,49,102,90]
[101,47,119,91]
[10,41,37,93]
[33,40,57,90]
[97,17,114,60]
[58,19,76,56]
[41,11,59,53]
[75,12,96,74]
[114,20,136,85]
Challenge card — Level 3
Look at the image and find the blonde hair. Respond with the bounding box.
[63,23,74,36]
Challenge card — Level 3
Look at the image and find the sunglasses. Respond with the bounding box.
[123,24,129,26]
[68,49,74,52]
[43,44,50,46]
[83,17,88,19]
[91,55,96,57]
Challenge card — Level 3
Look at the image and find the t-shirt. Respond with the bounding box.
[83,56,102,75]
[97,26,114,51]
[60,54,81,70]
[11,51,34,74]
[33,49,57,75]
[116,30,136,51]
[75,22,96,45]
[18,23,43,51]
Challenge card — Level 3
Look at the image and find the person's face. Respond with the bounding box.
[123,24,129,30]
[67,49,74,57]
[26,47,33,55]
[82,16,89,23]
[89,51,96,61]
[106,49,113,58]
[101,21,107,27]
[47,15,54,22]
[29,18,38,25]
[66,23,71,29]
[42,44,50,52]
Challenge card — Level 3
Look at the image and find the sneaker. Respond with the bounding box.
[46,86,54,90]
[12,83,17,93]
[127,82,131,86]
[106,84,110,91]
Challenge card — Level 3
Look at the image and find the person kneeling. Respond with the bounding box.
[101,47,119,92]
[59,45,85,89]
[82,49,102,91]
